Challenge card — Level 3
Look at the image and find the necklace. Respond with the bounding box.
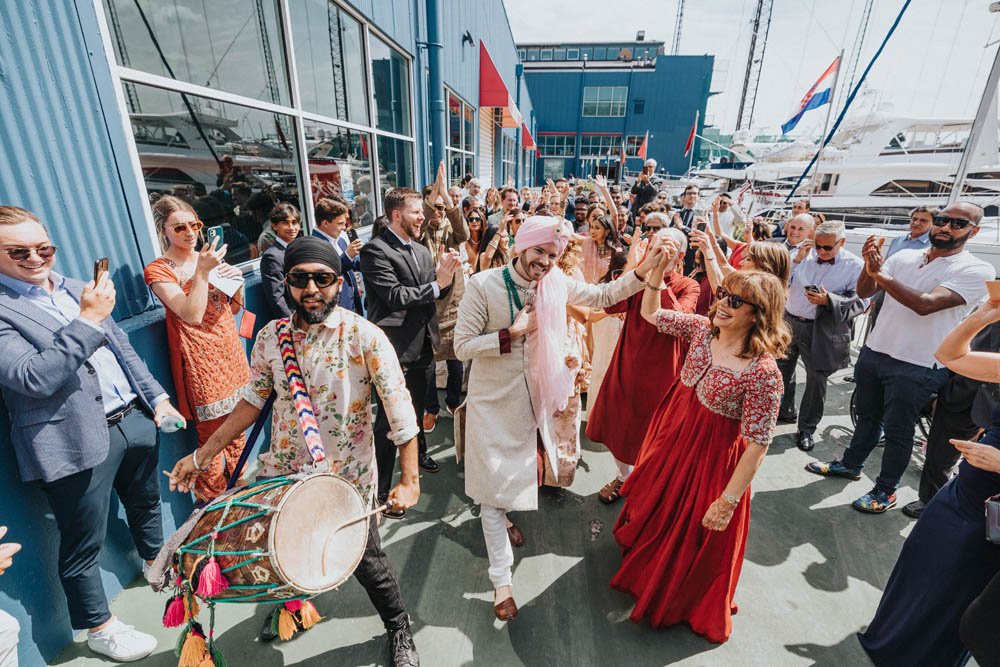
[502,267,524,322]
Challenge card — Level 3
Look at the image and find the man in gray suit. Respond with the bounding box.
[0,206,184,661]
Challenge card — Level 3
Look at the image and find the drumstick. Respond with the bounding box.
[320,502,393,575]
[162,471,209,502]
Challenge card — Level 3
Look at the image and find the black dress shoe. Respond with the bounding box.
[796,432,815,452]
[388,623,420,667]
[902,500,926,519]
[777,412,798,425]
[418,454,439,473]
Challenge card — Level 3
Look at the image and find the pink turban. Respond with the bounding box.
[513,217,576,441]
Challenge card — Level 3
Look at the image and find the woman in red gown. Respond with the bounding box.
[611,246,790,644]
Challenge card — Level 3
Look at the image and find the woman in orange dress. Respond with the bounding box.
[144,195,251,501]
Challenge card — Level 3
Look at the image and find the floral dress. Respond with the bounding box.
[611,310,782,644]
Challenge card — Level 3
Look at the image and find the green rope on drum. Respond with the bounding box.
[179,548,267,557]
[219,555,265,574]
[180,510,271,550]
[201,479,293,513]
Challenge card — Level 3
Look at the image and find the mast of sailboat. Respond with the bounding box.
[808,50,844,198]
[948,39,1000,204]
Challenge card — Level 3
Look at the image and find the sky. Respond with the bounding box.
[503,0,1000,138]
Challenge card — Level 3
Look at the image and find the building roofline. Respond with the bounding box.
[516,40,665,48]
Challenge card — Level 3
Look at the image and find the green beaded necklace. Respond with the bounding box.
[502,267,524,322]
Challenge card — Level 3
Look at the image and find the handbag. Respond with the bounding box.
[987,494,1000,544]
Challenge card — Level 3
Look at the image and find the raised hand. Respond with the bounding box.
[435,250,462,289]
[79,271,117,324]
[795,238,814,264]
[196,236,227,276]
[594,174,607,189]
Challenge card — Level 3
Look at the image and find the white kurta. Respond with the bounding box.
[454,259,645,511]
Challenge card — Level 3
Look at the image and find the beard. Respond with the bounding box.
[929,231,970,250]
[290,287,340,324]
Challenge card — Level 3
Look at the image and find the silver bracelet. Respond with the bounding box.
[721,491,740,505]
[192,448,208,473]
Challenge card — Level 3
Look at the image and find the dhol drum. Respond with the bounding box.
[177,472,368,602]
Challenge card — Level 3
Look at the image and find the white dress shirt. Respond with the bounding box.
[786,249,866,320]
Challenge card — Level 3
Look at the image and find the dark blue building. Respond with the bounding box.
[518,37,713,182]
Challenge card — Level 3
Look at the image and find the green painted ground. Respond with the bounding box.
[52,368,934,666]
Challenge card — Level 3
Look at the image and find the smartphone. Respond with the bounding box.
[206,225,224,248]
[696,221,707,232]
[346,227,359,243]
[93,257,108,283]
[805,284,820,293]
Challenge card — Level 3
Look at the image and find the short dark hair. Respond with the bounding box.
[795,198,811,211]
[421,184,434,198]
[683,184,700,195]
[500,186,518,200]
[384,187,422,219]
[555,177,568,185]
[315,198,350,223]
[232,182,252,197]
[269,202,300,226]
[719,193,732,202]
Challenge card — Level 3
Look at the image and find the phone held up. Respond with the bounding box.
[805,284,821,293]
[206,225,224,248]
[346,227,359,243]
[696,221,708,233]
[93,257,109,283]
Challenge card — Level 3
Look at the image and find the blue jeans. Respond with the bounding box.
[842,346,951,495]
[425,359,464,414]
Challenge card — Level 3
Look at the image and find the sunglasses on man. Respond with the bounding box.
[285,271,339,289]
[933,215,977,230]
[5,245,58,261]
[715,286,756,310]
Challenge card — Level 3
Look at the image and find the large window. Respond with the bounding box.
[581,134,620,157]
[102,0,417,263]
[446,90,476,186]
[502,133,516,185]
[538,134,575,157]
[583,87,628,117]
[625,135,646,157]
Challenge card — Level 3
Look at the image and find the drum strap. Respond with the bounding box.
[224,391,275,493]
[275,318,327,464]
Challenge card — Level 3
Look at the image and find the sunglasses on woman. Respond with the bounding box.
[932,215,976,230]
[285,271,339,289]
[715,286,756,310]
[468,216,482,223]
[5,245,58,261]
[171,221,204,234]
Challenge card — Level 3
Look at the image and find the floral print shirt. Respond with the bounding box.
[655,309,782,445]
[244,308,419,506]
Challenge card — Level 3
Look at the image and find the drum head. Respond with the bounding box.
[271,474,368,594]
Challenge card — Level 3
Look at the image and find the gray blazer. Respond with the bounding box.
[0,278,166,483]
[810,290,867,372]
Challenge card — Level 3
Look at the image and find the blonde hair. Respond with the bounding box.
[708,270,791,359]
[150,195,200,250]
[745,243,791,285]
[0,206,46,232]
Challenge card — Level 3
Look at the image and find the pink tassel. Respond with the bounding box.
[283,600,303,613]
[162,595,185,628]
[195,557,229,598]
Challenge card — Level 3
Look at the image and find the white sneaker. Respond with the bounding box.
[141,561,151,580]
[87,618,157,662]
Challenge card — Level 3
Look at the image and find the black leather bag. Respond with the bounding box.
[987,495,1000,544]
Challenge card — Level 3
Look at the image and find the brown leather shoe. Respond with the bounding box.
[598,478,624,504]
[422,412,437,433]
[506,522,524,547]
[493,596,518,621]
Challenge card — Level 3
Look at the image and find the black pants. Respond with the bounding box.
[374,339,431,500]
[960,568,1000,667]
[918,376,978,504]
[40,408,162,629]
[777,316,834,435]
[353,515,409,630]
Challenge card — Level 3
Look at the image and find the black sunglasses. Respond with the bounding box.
[285,271,338,288]
[6,245,58,261]
[814,243,839,251]
[716,286,756,310]
[641,225,664,233]
[468,216,483,223]
[933,215,976,230]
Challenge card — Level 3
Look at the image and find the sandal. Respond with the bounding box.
[598,478,624,505]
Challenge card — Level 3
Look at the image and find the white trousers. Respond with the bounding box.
[614,457,633,482]
[480,504,514,588]
[0,610,18,667]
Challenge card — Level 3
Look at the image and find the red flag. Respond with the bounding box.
[683,111,699,157]
[637,131,648,160]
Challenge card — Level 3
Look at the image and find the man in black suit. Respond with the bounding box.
[361,187,461,518]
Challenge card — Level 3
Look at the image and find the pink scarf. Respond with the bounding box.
[514,217,575,424]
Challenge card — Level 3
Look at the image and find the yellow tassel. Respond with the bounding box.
[185,593,200,620]
[277,608,297,641]
[178,632,206,667]
[197,656,214,667]
[298,600,322,630]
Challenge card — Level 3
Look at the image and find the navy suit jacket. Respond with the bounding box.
[0,278,167,482]
[260,243,292,321]
[311,229,362,313]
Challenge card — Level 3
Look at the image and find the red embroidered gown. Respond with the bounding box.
[611,310,782,643]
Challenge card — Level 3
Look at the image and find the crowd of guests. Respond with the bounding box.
[1,154,999,667]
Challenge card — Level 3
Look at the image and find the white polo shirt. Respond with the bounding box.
[867,248,994,368]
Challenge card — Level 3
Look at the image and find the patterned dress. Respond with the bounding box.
[612,310,782,643]
[243,308,418,507]
[144,258,250,500]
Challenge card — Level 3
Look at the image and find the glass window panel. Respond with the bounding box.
[102,0,289,106]
[448,94,461,148]
[290,0,368,124]
[583,87,598,101]
[463,104,474,152]
[305,120,374,228]
[594,48,607,60]
[370,35,412,136]
[126,82,301,265]
[527,49,539,61]
[599,88,613,102]
[464,154,474,182]
[581,48,592,60]
[518,49,526,59]
[554,49,566,61]
[540,49,552,61]
[566,48,579,60]
[448,150,462,185]
[583,101,597,116]
[376,135,414,205]
[614,87,627,102]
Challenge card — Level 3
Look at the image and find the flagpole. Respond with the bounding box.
[808,50,843,199]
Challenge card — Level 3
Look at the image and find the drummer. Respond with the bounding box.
[168,236,421,667]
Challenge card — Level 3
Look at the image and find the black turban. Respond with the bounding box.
[282,236,342,275]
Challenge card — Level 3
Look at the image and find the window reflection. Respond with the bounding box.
[464,105,474,152]
[370,35,412,136]
[306,122,374,229]
[376,135,414,203]
[289,0,369,124]
[449,94,461,149]
[102,0,289,106]
[126,82,301,265]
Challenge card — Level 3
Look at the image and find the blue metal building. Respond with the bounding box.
[519,36,714,182]
[0,1,533,664]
